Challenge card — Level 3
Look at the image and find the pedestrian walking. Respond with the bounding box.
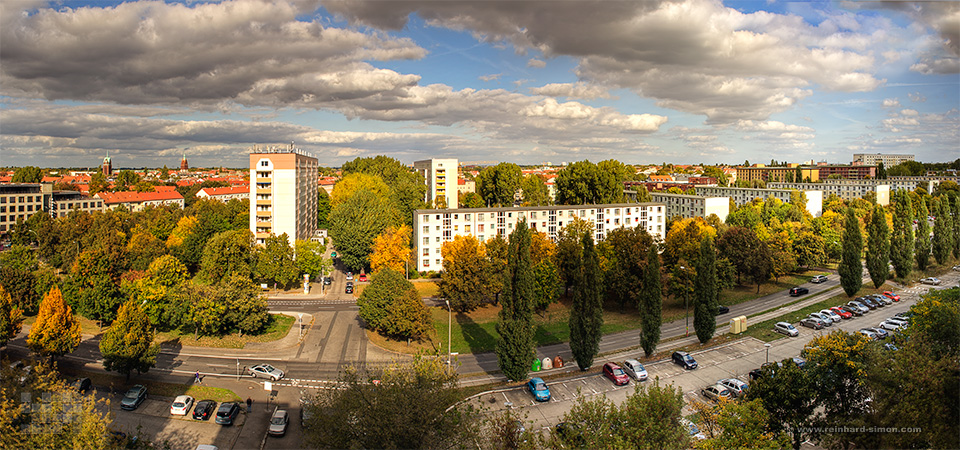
[195,371,201,384]
[246,397,252,412]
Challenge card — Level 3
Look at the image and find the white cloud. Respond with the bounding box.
[527,58,546,68]
[882,98,901,108]
[909,92,927,103]
[478,73,502,81]
[528,82,613,100]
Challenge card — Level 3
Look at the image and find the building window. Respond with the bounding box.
[465,225,471,233]
[423,237,429,245]
[423,226,429,234]
[465,214,471,220]
[478,224,484,232]
[423,248,429,256]
[423,259,429,267]
[423,215,429,223]
[260,160,268,167]
[436,259,441,265]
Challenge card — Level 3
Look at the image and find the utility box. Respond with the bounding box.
[729,315,748,334]
[541,357,553,370]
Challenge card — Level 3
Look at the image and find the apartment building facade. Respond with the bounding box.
[735,165,820,183]
[250,147,318,246]
[0,184,51,234]
[696,186,823,217]
[414,158,458,209]
[197,185,250,203]
[817,165,876,180]
[96,190,185,211]
[650,193,730,222]
[768,182,891,206]
[413,202,666,272]
[50,191,105,218]
[852,153,914,167]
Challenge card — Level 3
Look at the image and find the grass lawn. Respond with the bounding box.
[892,256,959,285]
[23,314,104,336]
[60,367,241,402]
[155,314,295,349]
[354,280,437,300]
[742,283,895,342]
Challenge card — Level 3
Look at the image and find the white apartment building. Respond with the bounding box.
[197,185,250,203]
[695,187,823,217]
[414,158,458,209]
[250,147,318,246]
[852,153,914,167]
[650,193,730,222]
[768,182,890,206]
[413,202,666,272]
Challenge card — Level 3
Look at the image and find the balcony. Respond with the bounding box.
[256,176,272,183]
[256,199,272,206]
[256,188,272,195]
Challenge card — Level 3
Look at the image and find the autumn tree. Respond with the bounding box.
[692,398,789,450]
[188,286,227,338]
[358,268,429,340]
[370,225,412,274]
[27,287,82,359]
[890,190,914,278]
[295,239,331,281]
[931,197,953,265]
[865,204,890,288]
[717,226,762,285]
[254,233,300,289]
[746,358,818,450]
[639,244,662,357]
[951,192,960,259]
[439,236,494,312]
[340,155,426,227]
[99,301,160,380]
[556,217,593,292]
[0,286,24,350]
[476,163,522,207]
[693,235,717,344]
[838,207,863,297]
[768,231,797,282]
[519,174,551,206]
[11,166,43,183]
[69,246,124,327]
[569,233,603,371]
[328,188,398,271]
[914,197,932,271]
[496,221,535,381]
[198,228,254,282]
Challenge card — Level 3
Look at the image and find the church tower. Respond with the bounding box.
[101,152,112,177]
[180,153,189,172]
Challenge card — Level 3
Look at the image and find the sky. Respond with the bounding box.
[0,0,957,170]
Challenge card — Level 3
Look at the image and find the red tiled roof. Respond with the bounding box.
[0,176,12,183]
[96,190,184,204]
[154,185,177,192]
[198,186,249,197]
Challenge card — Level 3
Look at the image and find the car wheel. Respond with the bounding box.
[271,376,278,381]
[251,372,257,378]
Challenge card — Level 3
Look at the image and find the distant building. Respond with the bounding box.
[250,146,318,246]
[736,165,820,183]
[817,165,876,180]
[650,193,729,222]
[180,153,189,172]
[50,191,105,218]
[414,158,458,209]
[696,186,823,217]
[0,184,51,234]
[96,189,185,211]
[413,202,666,272]
[768,181,891,206]
[196,185,249,203]
[457,178,476,195]
[852,153,914,167]
[101,153,112,177]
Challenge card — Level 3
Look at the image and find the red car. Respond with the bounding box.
[358,273,367,282]
[882,291,900,302]
[830,306,852,320]
[602,362,630,386]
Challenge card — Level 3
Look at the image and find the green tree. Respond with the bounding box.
[0,265,38,315]
[839,207,863,297]
[69,247,123,327]
[931,197,953,265]
[220,274,270,336]
[876,161,887,179]
[495,221,535,381]
[459,191,485,208]
[744,241,773,293]
[198,229,254,282]
[476,163,522,207]
[803,331,873,449]
[114,170,141,189]
[951,192,960,259]
[88,172,108,195]
[914,197,931,271]
[188,287,227,338]
[439,236,495,312]
[99,301,160,381]
[531,259,562,314]
[569,233,603,371]
[125,230,166,271]
[639,244,662,357]
[341,155,426,227]
[768,231,797,282]
[717,226,760,284]
[11,166,43,183]
[302,357,479,450]
[317,188,332,229]
[27,287,82,359]
[0,286,24,349]
[793,230,826,269]
[865,204,890,288]
[254,234,300,289]
[693,235,717,344]
[358,268,429,340]
[744,359,816,450]
[890,190,914,278]
[519,174,551,206]
[556,217,593,291]
[328,188,398,271]
[295,239,331,281]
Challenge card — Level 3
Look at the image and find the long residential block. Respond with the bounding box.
[650,192,730,222]
[768,182,890,206]
[695,186,823,217]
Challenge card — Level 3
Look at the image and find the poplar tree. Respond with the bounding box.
[951,193,960,259]
[569,233,603,371]
[839,207,863,297]
[495,221,535,381]
[932,197,953,265]
[0,285,24,349]
[27,286,82,359]
[915,198,931,271]
[639,244,662,357]
[693,236,718,344]
[890,190,914,278]
[866,204,890,288]
[99,301,160,380]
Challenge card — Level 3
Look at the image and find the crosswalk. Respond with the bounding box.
[267,299,356,305]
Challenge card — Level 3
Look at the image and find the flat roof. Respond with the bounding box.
[415,202,664,215]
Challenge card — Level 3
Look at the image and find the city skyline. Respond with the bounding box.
[1,0,957,169]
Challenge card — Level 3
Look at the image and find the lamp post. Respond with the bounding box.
[445,299,451,365]
[764,343,771,363]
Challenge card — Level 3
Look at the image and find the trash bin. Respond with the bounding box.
[553,356,564,368]
[531,358,541,372]
[541,357,553,370]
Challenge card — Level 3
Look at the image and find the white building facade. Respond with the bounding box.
[414,158,458,209]
[852,153,914,167]
[250,147,318,246]
[650,193,730,222]
[413,202,666,272]
[768,182,890,206]
[695,186,823,217]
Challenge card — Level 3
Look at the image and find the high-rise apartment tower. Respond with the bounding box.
[249,145,318,246]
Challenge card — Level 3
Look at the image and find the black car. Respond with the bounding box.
[789,287,809,297]
[859,296,879,309]
[215,402,241,425]
[672,351,697,370]
[345,284,354,294]
[716,305,730,315]
[72,378,91,393]
[193,400,217,420]
[749,361,782,380]
[322,277,332,285]
[120,385,147,411]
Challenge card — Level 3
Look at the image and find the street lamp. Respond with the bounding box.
[764,343,771,363]
[445,299,452,365]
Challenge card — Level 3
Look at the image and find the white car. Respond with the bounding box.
[920,277,941,285]
[820,309,843,323]
[811,275,828,283]
[886,317,909,327]
[878,320,903,331]
[249,364,284,381]
[345,272,354,281]
[774,322,799,337]
[717,378,749,398]
[170,395,194,415]
[621,359,648,381]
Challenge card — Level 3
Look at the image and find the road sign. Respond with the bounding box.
[264,381,272,391]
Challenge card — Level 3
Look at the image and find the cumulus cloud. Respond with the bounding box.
[527,58,546,68]
[528,82,613,100]
[478,73,502,81]
[882,98,901,108]
[852,1,960,75]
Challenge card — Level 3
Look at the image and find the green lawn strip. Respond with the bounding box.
[60,368,242,403]
[155,313,295,349]
[741,284,894,342]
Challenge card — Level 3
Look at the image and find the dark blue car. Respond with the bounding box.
[527,377,550,402]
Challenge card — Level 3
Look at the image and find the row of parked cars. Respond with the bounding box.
[772,291,905,338]
[118,385,287,435]
[526,359,653,402]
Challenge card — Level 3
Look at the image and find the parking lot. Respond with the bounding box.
[106,393,243,450]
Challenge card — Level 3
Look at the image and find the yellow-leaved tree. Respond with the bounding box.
[27,287,82,359]
[370,225,412,274]
[0,285,24,348]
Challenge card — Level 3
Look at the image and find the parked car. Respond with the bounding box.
[878,320,903,331]
[345,272,354,281]
[345,284,354,294]
[800,317,825,329]
[672,351,698,370]
[170,395,194,415]
[267,409,289,437]
[791,356,807,369]
[120,385,147,411]
[774,322,800,336]
[248,364,284,381]
[358,273,367,282]
[682,418,706,441]
[920,277,941,285]
[322,277,332,285]
[820,309,843,323]
[527,377,551,402]
[858,297,879,309]
[193,400,217,420]
[701,384,732,402]
[886,316,909,327]
[622,359,648,381]
[847,301,870,314]
[840,304,864,317]
[867,327,889,339]
[602,362,630,386]
[858,328,879,340]
[71,378,91,393]
[808,312,833,326]
[789,287,809,297]
[830,306,853,319]
[884,343,899,351]
[215,402,241,425]
[882,291,900,302]
[811,275,828,283]
[870,294,892,306]
[717,378,749,398]
[749,362,782,380]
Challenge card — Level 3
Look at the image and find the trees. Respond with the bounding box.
[838,207,863,297]
[476,163,522,207]
[931,197,953,265]
[27,287,82,359]
[914,197,931,271]
[439,235,494,312]
[340,155,426,226]
[865,204,890,288]
[792,230,826,269]
[99,301,160,380]
[744,359,817,450]
[639,244,662,357]
[693,235,717,344]
[219,274,270,336]
[328,188,398,271]
[0,286,24,349]
[317,188,331,229]
[198,229,254,282]
[295,239,331,282]
[555,217,593,291]
[519,174,551,206]
[11,166,42,183]
[253,234,300,289]
[358,268,430,341]
[717,226,759,284]
[495,221,535,381]
[370,225,412,275]
[952,192,960,259]
[554,160,630,205]
[890,190,914,278]
[744,241,773,293]
[768,231,797,282]
[692,398,788,450]
[569,233,603,371]
[803,331,873,448]
[605,227,653,313]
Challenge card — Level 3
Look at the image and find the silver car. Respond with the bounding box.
[267,409,288,436]
[920,277,941,285]
[820,309,842,323]
[774,322,799,337]
[808,312,833,326]
[878,320,903,331]
[701,384,732,402]
[622,359,648,381]
[847,301,870,314]
[249,364,284,381]
[717,378,749,398]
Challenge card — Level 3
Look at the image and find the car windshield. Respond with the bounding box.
[683,355,694,362]
[125,390,139,399]
[636,363,645,371]
[262,365,275,372]
[534,383,547,391]
[271,415,285,425]
[613,368,625,376]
